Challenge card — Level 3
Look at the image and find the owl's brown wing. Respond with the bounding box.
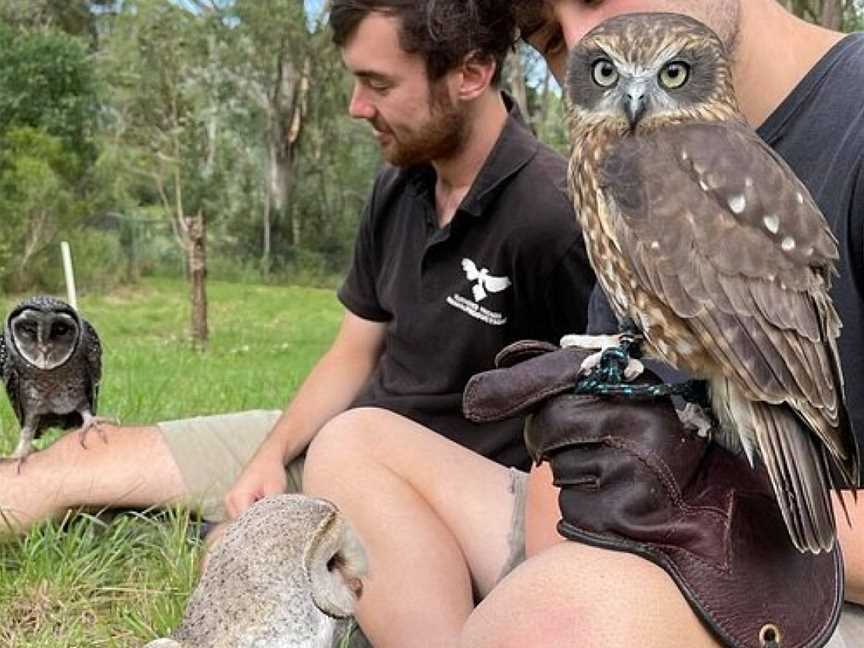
[83,320,102,415]
[0,333,24,426]
[600,121,857,551]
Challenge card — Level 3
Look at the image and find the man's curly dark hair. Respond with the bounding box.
[330,0,517,86]
[510,0,550,42]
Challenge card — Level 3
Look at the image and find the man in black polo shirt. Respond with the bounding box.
[0,1,593,620]
[304,2,864,647]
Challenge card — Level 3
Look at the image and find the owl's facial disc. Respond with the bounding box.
[11,309,79,370]
[589,52,693,129]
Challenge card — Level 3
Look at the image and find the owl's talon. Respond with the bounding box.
[78,415,115,449]
[579,350,604,374]
[623,358,645,381]
[0,453,31,475]
[678,402,715,439]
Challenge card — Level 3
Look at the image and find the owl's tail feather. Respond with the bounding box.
[754,402,836,554]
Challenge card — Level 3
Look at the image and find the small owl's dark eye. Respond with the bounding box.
[51,323,71,337]
[16,323,36,338]
[591,58,619,87]
[659,61,690,89]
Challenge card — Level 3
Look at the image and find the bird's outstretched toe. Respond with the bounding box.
[562,332,646,383]
[0,455,30,475]
[78,414,117,449]
[678,402,714,439]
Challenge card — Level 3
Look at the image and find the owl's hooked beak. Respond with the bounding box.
[621,80,648,129]
[35,347,52,370]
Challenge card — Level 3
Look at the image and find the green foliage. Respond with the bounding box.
[24,228,127,295]
[0,128,81,290]
[0,24,99,165]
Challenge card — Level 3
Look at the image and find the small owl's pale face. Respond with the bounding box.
[10,308,80,370]
[566,13,739,133]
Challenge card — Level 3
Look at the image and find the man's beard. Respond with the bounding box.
[376,83,468,168]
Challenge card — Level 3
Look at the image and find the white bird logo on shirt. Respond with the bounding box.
[461,258,512,302]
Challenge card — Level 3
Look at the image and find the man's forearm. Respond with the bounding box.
[259,346,379,464]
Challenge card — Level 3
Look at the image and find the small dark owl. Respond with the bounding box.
[0,295,104,466]
[566,13,858,553]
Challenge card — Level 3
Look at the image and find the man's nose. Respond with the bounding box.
[348,83,375,120]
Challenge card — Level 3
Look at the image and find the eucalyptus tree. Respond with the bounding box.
[782,0,862,30]
[100,0,218,348]
[0,24,100,290]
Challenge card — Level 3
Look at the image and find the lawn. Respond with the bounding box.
[0,277,343,647]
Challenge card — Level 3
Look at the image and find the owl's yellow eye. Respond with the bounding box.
[591,59,619,87]
[659,61,690,89]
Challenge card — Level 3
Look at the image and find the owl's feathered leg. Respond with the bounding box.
[568,324,714,430]
[3,418,38,474]
[561,331,645,382]
[10,428,36,461]
[78,410,115,449]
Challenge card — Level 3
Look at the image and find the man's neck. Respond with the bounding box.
[432,91,508,228]
[733,0,844,128]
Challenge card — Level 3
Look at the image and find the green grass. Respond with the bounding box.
[0,278,344,647]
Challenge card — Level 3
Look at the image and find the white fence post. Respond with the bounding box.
[61,241,78,311]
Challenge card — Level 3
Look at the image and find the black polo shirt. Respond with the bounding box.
[338,98,594,469]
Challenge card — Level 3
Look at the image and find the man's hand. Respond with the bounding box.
[223,445,288,520]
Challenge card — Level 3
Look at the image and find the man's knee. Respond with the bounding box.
[304,408,386,488]
[464,543,719,648]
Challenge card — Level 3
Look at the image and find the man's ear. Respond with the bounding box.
[455,51,497,101]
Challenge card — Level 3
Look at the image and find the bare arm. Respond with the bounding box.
[224,310,386,517]
[835,492,864,604]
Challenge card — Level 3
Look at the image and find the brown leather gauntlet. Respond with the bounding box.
[463,341,843,648]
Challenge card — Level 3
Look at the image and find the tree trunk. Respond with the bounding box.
[264,52,309,252]
[506,50,531,125]
[262,182,272,275]
[820,0,843,29]
[187,211,208,350]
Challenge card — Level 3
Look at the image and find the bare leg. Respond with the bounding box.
[302,407,517,648]
[461,542,720,648]
[524,462,564,556]
[0,423,187,536]
[463,465,720,648]
[836,492,864,605]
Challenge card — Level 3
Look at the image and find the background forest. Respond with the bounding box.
[0,0,861,345]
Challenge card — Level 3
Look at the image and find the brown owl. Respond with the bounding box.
[565,12,858,554]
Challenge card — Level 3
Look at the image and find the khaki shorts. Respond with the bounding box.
[158,409,301,521]
[157,409,528,580]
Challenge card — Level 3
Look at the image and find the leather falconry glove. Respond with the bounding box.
[463,340,843,648]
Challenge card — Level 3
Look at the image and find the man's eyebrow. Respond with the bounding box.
[353,70,395,82]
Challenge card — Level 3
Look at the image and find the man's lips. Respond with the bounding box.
[372,126,393,142]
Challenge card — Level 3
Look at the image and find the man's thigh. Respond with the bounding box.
[305,407,522,598]
[158,409,303,521]
[464,541,720,648]
[826,603,864,648]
